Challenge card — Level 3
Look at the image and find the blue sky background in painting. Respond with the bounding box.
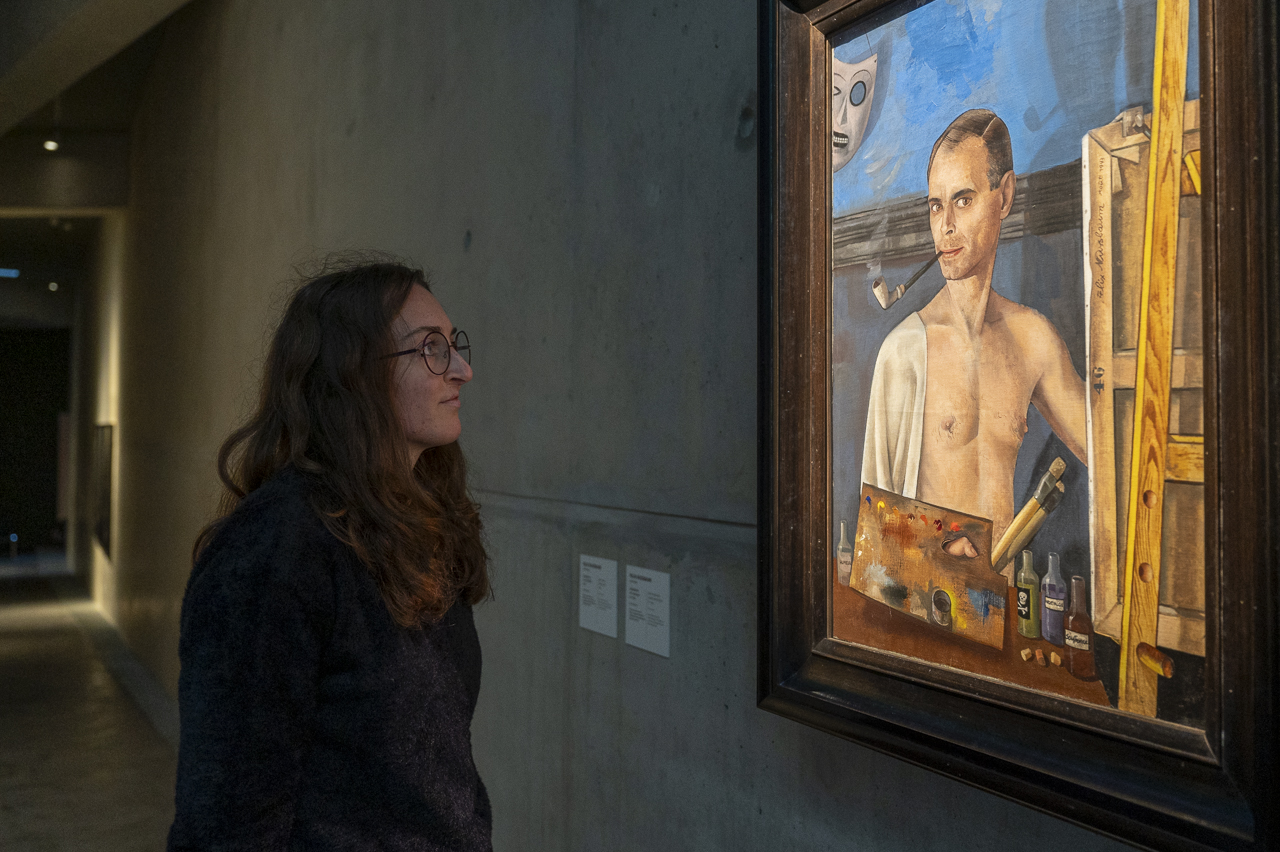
[832,0,1201,217]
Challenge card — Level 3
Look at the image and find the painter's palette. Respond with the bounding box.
[849,484,1006,649]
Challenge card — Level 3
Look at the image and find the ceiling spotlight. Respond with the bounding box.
[46,96,64,152]
[48,282,59,292]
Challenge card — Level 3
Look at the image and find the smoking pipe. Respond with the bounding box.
[871,250,943,310]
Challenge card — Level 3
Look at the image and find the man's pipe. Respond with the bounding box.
[872,250,943,310]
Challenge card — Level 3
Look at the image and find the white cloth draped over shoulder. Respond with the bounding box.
[860,312,928,499]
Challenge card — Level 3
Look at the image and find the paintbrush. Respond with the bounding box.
[995,481,1065,578]
[872,250,943,310]
[990,457,1068,568]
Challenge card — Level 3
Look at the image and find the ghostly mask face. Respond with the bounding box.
[831,53,877,173]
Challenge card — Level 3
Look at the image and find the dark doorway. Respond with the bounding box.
[0,215,95,568]
[0,329,71,553]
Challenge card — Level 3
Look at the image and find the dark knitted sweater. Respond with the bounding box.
[167,467,492,851]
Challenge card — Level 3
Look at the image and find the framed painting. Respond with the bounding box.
[757,0,1278,848]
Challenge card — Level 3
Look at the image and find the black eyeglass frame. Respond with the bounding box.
[384,329,470,375]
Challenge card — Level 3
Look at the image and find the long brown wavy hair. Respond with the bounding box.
[195,254,490,626]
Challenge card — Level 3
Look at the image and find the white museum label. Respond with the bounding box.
[625,565,670,658]
[578,554,618,638]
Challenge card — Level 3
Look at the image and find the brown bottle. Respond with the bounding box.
[1064,575,1097,680]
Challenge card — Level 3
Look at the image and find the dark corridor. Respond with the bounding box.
[0,329,70,554]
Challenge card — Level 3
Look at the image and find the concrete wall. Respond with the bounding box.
[0,134,130,207]
[0,0,190,135]
[67,210,124,619]
[0,0,97,73]
[110,0,1135,848]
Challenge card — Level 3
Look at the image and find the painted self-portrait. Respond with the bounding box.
[861,108,1085,556]
[830,0,1204,727]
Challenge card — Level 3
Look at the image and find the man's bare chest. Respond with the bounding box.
[921,328,1036,452]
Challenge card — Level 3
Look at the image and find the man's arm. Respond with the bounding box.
[1031,320,1087,463]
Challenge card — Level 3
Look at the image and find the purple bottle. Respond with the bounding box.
[1040,551,1067,646]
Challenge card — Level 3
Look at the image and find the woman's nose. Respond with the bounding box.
[450,352,473,383]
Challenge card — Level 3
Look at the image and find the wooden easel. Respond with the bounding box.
[1116,0,1193,716]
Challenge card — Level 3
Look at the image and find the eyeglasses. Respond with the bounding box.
[385,330,470,375]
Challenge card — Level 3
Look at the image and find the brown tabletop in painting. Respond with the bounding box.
[832,569,1111,706]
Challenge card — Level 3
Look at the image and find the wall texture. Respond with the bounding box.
[112,0,1135,848]
[0,0,190,135]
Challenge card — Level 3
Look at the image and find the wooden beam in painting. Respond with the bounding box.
[831,160,1083,267]
[1165,435,1205,484]
[1109,349,1203,389]
[1118,0,1191,717]
[1181,150,1202,196]
[1084,132,1119,631]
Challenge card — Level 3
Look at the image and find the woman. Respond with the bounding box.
[167,258,492,851]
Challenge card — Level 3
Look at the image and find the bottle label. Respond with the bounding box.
[1016,587,1032,620]
[838,552,852,568]
[1065,629,1090,650]
[1044,597,1065,612]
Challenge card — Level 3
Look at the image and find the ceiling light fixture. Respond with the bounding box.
[48,282,59,291]
[44,95,63,152]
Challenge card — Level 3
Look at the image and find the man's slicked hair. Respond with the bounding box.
[927,108,1014,189]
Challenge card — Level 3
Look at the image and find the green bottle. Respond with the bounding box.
[1016,549,1041,639]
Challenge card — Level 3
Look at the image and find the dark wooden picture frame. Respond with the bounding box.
[756,0,1278,849]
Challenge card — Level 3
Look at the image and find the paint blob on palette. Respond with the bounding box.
[849,484,1006,649]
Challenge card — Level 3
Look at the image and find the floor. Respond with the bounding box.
[0,560,178,852]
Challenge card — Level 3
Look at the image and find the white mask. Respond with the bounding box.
[832,53,878,173]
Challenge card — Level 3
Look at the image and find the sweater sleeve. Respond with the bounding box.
[167,511,335,851]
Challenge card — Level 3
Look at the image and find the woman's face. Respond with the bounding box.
[389,284,473,463]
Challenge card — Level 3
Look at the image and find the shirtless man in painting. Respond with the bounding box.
[861,109,1087,555]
